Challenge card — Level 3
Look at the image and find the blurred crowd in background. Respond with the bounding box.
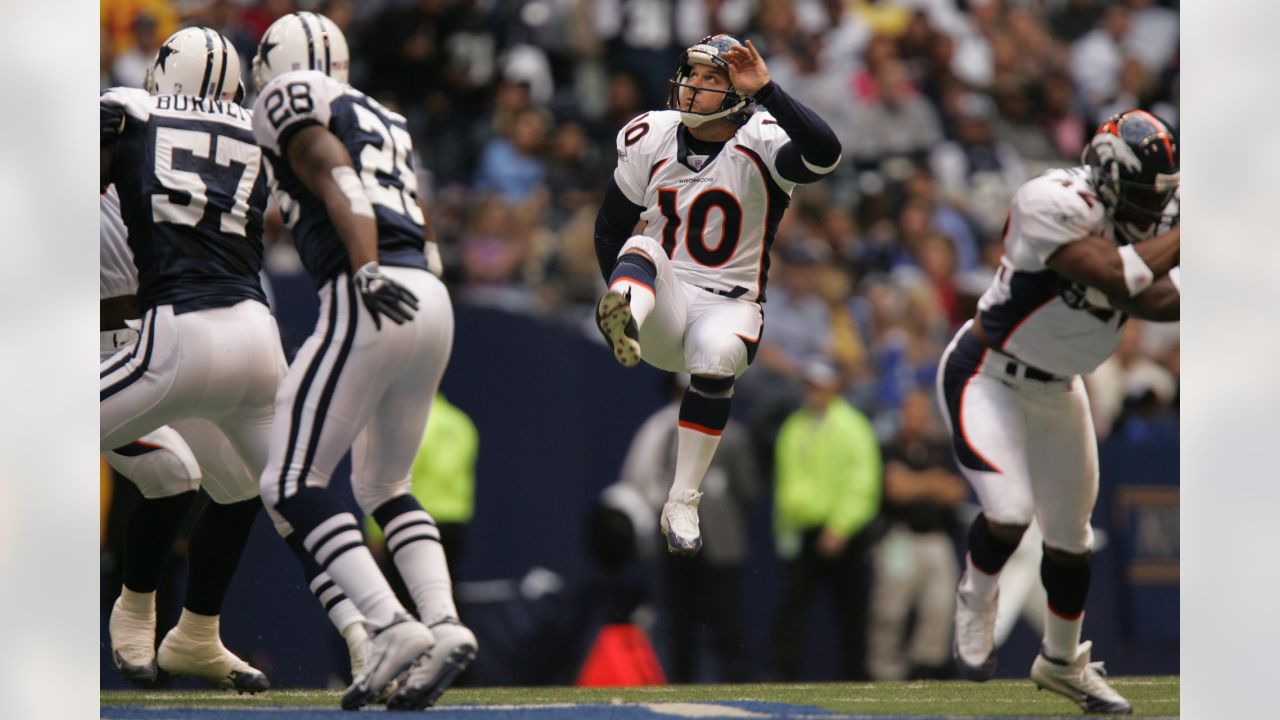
[101,0,1180,683]
[101,0,1180,444]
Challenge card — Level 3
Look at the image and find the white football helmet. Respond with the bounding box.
[145,27,243,102]
[253,11,350,92]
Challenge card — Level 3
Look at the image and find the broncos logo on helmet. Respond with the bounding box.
[1081,110,1179,243]
[666,34,757,128]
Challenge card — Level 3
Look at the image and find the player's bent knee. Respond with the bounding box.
[353,478,412,516]
[620,235,664,264]
[984,518,1030,547]
[689,373,735,398]
[264,504,294,537]
[688,336,748,380]
[107,446,201,500]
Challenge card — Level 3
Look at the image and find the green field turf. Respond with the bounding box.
[102,676,1179,717]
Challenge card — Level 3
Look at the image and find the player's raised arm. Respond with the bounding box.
[283,123,419,328]
[721,39,841,183]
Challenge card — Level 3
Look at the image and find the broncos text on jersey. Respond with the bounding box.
[614,110,796,302]
[252,70,428,285]
[101,87,269,313]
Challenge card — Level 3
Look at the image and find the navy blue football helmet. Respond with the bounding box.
[1081,110,1179,241]
[666,34,757,128]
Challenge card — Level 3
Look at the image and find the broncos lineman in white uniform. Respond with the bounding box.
[594,35,841,556]
[100,28,289,691]
[250,13,474,711]
[938,110,1180,714]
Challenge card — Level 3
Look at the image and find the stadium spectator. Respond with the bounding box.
[769,360,882,680]
[866,389,967,681]
[110,13,161,89]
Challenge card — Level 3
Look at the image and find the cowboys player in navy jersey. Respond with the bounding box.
[938,110,1179,714]
[594,35,841,556]
[100,27,285,691]
[250,12,473,711]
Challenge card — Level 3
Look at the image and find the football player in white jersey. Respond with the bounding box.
[250,12,472,710]
[594,35,841,556]
[938,110,1180,714]
[100,28,288,691]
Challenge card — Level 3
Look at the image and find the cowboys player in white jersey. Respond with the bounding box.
[595,35,841,556]
[100,27,288,691]
[938,110,1180,714]
[250,12,474,711]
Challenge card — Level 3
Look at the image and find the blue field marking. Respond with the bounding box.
[102,700,843,719]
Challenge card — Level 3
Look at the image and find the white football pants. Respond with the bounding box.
[936,320,1098,554]
[259,267,454,516]
[101,300,286,504]
[619,235,763,378]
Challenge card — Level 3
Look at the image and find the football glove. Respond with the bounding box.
[353,262,418,329]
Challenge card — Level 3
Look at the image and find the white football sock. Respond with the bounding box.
[960,554,1000,600]
[120,587,155,616]
[1043,608,1084,662]
[392,539,459,626]
[611,279,656,329]
[669,424,722,499]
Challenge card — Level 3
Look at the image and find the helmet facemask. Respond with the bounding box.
[1082,111,1179,243]
[666,36,755,128]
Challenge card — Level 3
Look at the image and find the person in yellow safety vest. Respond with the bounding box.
[769,359,882,681]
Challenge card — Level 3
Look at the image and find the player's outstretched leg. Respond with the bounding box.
[156,498,269,692]
[367,495,478,711]
[596,251,657,367]
[955,514,1024,681]
[661,375,734,556]
[109,489,199,684]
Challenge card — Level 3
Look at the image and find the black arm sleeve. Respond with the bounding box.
[101,102,126,145]
[752,81,842,184]
[594,178,646,281]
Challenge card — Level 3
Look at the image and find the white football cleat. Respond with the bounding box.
[1031,641,1133,714]
[109,596,158,684]
[156,617,270,693]
[386,619,478,710]
[660,489,703,556]
[953,575,999,681]
[341,613,434,711]
[595,289,642,368]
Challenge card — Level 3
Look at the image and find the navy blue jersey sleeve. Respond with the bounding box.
[595,178,646,280]
[101,102,126,145]
[753,81,841,184]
